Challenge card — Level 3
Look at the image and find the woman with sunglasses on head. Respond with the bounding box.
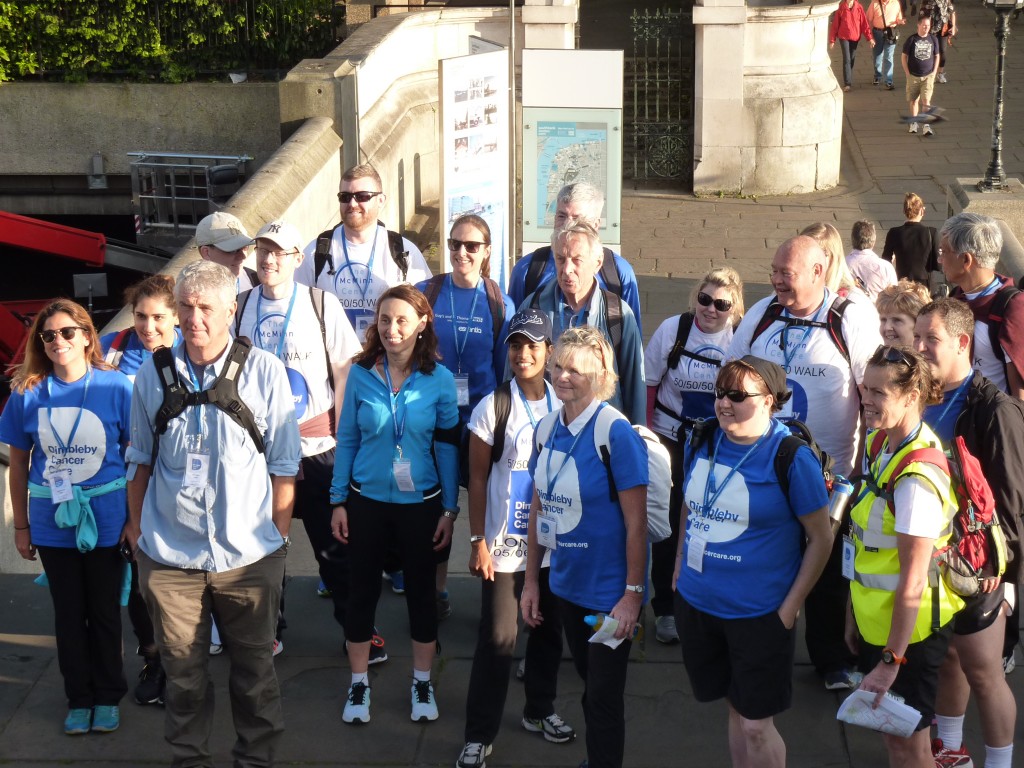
[643,266,744,645]
[416,214,516,618]
[1,300,133,735]
[521,326,649,768]
[846,345,962,767]
[673,356,833,768]
[329,284,460,725]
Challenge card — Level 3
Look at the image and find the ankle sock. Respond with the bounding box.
[413,668,431,683]
[985,743,1013,768]
[351,672,369,687]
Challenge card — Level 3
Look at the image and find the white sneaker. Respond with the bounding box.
[908,122,919,134]
[923,124,934,136]
[411,679,438,722]
[937,72,948,83]
[456,742,492,768]
[342,682,371,724]
[655,615,680,644]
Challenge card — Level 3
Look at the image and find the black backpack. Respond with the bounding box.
[313,222,408,282]
[523,245,622,300]
[749,296,852,365]
[421,274,506,347]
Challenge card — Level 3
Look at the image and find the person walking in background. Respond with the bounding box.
[901,16,940,135]
[867,0,905,89]
[830,0,875,91]
[919,0,956,83]
[882,192,940,282]
[846,220,898,300]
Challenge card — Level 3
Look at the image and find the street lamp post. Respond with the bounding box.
[979,0,1024,192]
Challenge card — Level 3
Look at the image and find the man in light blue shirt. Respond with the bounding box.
[125,260,300,768]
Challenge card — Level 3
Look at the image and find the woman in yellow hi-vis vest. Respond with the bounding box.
[844,346,964,767]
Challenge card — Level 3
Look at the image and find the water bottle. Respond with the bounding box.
[828,475,855,535]
[585,613,642,640]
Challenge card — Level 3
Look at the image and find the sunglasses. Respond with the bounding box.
[39,326,85,344]
[448,238,488,254]
[714,387,767,403]
[697,292,734,312]
[876,345,914,365]
[338,191,382,204]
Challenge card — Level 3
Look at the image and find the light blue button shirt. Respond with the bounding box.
[126,342,300,571]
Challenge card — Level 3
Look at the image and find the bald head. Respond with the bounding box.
[770,236,827,316]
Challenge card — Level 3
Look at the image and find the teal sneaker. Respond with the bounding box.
[64,708,91,735]
[91,705,120,732]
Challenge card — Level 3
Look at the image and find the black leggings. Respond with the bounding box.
[345,489,441,644]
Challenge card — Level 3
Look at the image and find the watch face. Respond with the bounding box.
[882,650,894,664]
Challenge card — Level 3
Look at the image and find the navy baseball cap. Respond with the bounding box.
[504,308,552,344]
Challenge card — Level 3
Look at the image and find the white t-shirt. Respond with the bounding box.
[234,284,361,457]
[644,315,733,441]
[889,469,948,538]
[845,249,898,301]
[297,225,432,342]
[965,283,1012,392]
[727,290,881,476]
[467,379,556,573]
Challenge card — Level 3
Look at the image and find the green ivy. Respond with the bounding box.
[0,0,338,83]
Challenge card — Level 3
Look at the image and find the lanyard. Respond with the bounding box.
[337,225,379,305]
[449,275,482,375]
[183,354,207,435]
[255,285,298,358]
[702,422,770,512]
[46,368,93,453]
[545,404,599,490]
[556,285,589,332]
[382,358,417,459]
[517,383,553,429]
[936,375,972,426]
[855,422,925,505]
[780,290,830,369]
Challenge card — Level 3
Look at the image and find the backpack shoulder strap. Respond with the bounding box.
[483,277,506,346]
[524,247,552,298]
[667,312,696,371]
[600,248,622,296]
[309,287,336,433]
[750,298,785,347]
[490,381,513,466]
[314,224,343,280]
[104,328,133,368]
[153,346,189,437]
[987,284,1020,362]
[203,337,265,454]
[234,288,254,337]
[684,417,720,481]
[592,403,624,503]
[884,446,949,500]
[602,289,623,358]
[535,410,559,454]
[826,297,852,365]
[422,274,446,308]
[385,227,410,281]
[773,434,807,500]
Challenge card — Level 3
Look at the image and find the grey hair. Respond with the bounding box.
[551,217,603,260]
[851,220,877,250]
[556,182,605,224]
[552,325,619,402]
[175,260,237,307]
[941,212,1003,270]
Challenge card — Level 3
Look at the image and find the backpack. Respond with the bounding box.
[665,312,726,371]
[524,245,622,301]
[982,282,1020,369]
[489,381,513,466]
[534,404,672,543]
[103,328,133,368]
[421,273,507,347]
[862,430,1008,597]
[235,286,336,433]
[313,222,409,282]
[151,337,264,463]
[685,418,836,500]
[750,296,852,365]
[530,287,622,358]
[242,266,260,288]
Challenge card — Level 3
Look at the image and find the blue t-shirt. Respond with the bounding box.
[416,276,515,421]
[677,419,829,619]
[100,328,183,380]
[0,367,132,548]
[923,375,971,445]
[528,402,649,611]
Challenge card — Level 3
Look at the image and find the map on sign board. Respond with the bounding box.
[535,122,608,230]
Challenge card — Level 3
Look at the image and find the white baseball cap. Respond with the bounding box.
[254,220,304,253]
[195,212,253,251]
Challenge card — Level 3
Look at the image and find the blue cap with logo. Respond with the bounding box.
[504,308,552,344]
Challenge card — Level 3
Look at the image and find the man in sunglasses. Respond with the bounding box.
[196,212,259,292]
[509,182,642,333]
[296,164,432,341]
[727,234,882,691]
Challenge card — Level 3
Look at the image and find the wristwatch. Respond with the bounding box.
[881,648,907,666]
[469,535,485,544]
[624,584,645,594]
[442,508,460,520]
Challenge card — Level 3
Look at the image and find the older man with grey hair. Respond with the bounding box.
[941,211,1024,399]
[125,260,300,768]
[509,182,642,332]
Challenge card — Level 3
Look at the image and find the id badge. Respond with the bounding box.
[354,310,375,342]
[393,459,416,492]
[183,434,210,488]
[49,468,74,503]
[536,511,557,549]
[841,534,855,580]
[687,534,706,572]
[455,375,470,407]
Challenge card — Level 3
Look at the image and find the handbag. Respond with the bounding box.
[880,1,899,43]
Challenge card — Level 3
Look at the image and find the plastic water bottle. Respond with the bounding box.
[584,613,642,640]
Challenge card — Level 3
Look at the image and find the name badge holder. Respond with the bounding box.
[455,375,470,406]
[687,534,707,572]
[536,510,557,549]
[384,359,418,493]
[841,534,856,580]
[184,433,211,488]
[449,277,481,409]
[393,452,416,492]
[48,467,75,503]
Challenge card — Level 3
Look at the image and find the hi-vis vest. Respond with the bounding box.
[850,425,965,646]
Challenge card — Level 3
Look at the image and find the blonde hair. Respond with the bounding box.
[876,279,931,318]
[689,266,746,323]
[801,222,858,294]
[551,326,618,402]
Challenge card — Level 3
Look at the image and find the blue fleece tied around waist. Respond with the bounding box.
[28,476,126,553]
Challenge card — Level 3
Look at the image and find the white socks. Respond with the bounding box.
[935,714,964,750]
[412,668,431,682]
[985,743,1013,768]
[351,672,369,687]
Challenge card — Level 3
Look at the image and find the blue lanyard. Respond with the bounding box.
[855,422,925,505]
[337,225,379,305]
[517,383,553,428]
[936,375,972,426]
[449,275,481,375]
[46,368,92,453]
[255,285,298,358]
[781,290,830,369]
[183,355,207,435]
[545,404,598,490]
[382,358,417,459]
[555,285,589,332]
[702,423,770,512]
[973,278,1002,299]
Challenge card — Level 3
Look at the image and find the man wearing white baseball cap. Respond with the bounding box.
[196,211,258,291]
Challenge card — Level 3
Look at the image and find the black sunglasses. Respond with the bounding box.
[876,345,914,366]
[697,292,734,312]
[40,326,85,344]
[338,191,382,204]
[714,387,767,403]
[448,238,488,254]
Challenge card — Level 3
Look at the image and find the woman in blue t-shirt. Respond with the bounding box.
[1,299,133,736]
[674,356,832,767]
[522,325,648,768]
